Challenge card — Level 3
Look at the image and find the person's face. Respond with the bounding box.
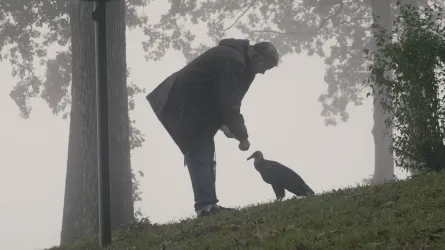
[254,54,276,74]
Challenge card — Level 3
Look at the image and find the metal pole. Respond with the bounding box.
[92,0,112,247]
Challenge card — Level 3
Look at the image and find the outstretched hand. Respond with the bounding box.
[220,125,250,151]
[238,139,250,151]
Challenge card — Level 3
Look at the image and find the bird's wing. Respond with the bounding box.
[267,160,305,182]
[259,171,275,184]
[271,184,285,199]
[265,160,314,196]
[265,160,289,169]
[258,161,281,183]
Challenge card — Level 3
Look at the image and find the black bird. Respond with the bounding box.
[247,150,315,201]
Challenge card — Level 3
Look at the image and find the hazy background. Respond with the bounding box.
[0,2,409,250]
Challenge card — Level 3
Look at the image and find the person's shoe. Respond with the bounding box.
[196,204,219,218]
[213,204,236,212]
[196,204,236,217]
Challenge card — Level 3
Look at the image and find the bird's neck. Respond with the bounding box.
[254,158,265,169]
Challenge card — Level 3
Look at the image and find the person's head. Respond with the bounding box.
[252,42,280,74]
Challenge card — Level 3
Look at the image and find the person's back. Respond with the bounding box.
[146,38,280,217]
[148,38,257,154]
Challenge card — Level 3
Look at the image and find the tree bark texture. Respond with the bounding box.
[370,0,395,184]
[60,0,133,245]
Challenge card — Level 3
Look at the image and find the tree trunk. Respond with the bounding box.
[60,0,133,245]
[106,0,134,230]
[370,0,394,184]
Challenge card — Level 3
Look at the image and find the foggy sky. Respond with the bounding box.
[0,2,409,250]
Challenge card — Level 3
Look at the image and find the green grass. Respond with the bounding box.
[47,172,445,250]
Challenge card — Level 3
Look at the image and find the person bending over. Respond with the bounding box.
[146,38,279,217]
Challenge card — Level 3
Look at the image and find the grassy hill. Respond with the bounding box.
[47,172,445,250]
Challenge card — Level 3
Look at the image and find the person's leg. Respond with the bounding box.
[207,154,234,212]
[210,151,217,205]
[185,137,219,215]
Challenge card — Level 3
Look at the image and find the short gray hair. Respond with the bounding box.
[253,42,280,66]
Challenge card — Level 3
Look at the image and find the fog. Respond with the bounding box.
[0,1,410,249]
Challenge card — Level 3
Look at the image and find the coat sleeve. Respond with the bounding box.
[214,57,249,141]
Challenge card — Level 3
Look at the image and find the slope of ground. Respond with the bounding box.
[47,172,445,250]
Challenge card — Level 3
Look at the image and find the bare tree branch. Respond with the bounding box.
[223,1,256,32]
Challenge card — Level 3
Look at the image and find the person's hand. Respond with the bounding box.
[238,139,250,151]
[220,125,235,139]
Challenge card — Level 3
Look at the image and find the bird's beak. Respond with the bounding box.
[247,155,254,160]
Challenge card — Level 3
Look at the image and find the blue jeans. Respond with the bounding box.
[184,137,219,212]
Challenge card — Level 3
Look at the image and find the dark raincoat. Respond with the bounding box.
[146,38,256,155]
